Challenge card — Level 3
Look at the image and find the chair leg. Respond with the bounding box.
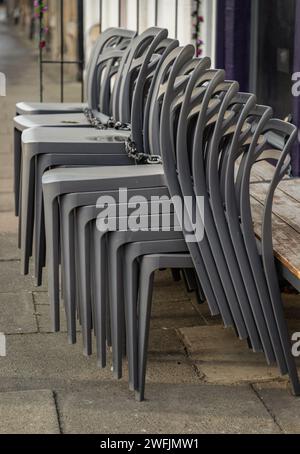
[108,238,124,379]
[124,253,139,392]
[43,194,60,332]
[17,153,22,249]
[136,259,155,402]
[60,207,77,344]
[34,160,48,286]
[20,156,35,275]
[14,128,21,217]
[171,269,181,282]
[182,269,197,292]
[93,227,107,369]
[77,218,92,356]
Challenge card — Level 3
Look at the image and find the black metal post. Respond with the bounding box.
[136,0,140,32]
[118,0,122,27]
[99,0,102,32]
[155,0,158,26]
[60,0,64,102]
[39,2,43,102]
[175,0,178,38]
[77,0,85,102]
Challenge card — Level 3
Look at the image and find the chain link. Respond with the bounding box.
[84,108,131,131]
[85,110,160,164]
[125,138,162,165]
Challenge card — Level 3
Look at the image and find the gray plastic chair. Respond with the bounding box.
[135,253,195,401]
[19,31,176,283]
[158,49,241,331]
[173,65,252,341]
[70,193,170,345]
[202,85,262,352]
[134,110,300,402]
[42,165,166,331]
[15,28,136,115]
[33,36,178,292]
[236,117,300,394]
[260,121,300,395]
[220,114,300,393]
[14,28,136,217]
[220,97,280,367]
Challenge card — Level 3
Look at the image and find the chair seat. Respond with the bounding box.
[22,126,130,147]
[14,113,91,132]
[16,102,87,116]
[42,164,165,184]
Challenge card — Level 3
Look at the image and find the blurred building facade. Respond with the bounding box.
[3,0,300,174]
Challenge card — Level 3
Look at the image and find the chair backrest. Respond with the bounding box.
[114,27,169,124]
[86,28,136,116]
[148,45,198,158]
[130,38,179,154]
[160,55,266,342]
[158,47,234,320]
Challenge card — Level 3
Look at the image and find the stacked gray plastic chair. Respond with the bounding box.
[71,49,236,392]
[133,69,300,399]
[66,47,214,387]
[41,46,205,387]
[17,31,298,402]
[15,28,135,116]
[51,43,186,356]
[14,28,136,217]
[19,28,173,287]
[41,34,179,334]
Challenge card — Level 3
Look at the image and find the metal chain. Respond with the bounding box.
[114,121,131,131]
[83,108,131,131]
[125,138,162,165]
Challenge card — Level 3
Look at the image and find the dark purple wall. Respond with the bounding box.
[217,0,300,175]
[293,0,300,176]
[216,0,251,92]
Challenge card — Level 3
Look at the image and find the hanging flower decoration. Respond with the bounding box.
[33,0,48,49]
[192,0,204,57]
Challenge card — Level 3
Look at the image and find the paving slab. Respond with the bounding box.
[34,290,203,332]
[0,390,60,434]
[0,261,47,293]
[0,232,19,260]
[0,261,35,293]
[190,298,223,326]
[0,333,114,392]
[0,143,13,158]
[33,291,50,305]
[151,298,205,329]
[0,164,13,180]
[253,382,300,434]
[0,292,37,334]
[148,329,185,358]
[35,303,75,334]
[56,383,280,434]
[0,212,18,234]
[34,290,204,332]
[0,179,13,193]
[179,326,299,384]
[153,283,190,302]
[153,269,175,284]
[0,330,187,392]
[0,192,14,212]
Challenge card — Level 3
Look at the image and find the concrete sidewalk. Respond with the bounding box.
[1,18,300,435]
